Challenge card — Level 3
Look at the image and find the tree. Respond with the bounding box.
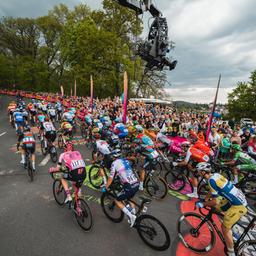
[227,70,256,120]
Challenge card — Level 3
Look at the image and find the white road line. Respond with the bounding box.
[0,132,6,137]
[39,155,51,166]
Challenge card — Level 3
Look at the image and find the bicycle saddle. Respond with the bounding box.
[139,196,151,204]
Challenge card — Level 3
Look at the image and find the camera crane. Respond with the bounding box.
[116,0,177,71]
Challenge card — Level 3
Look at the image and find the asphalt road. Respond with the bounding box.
[0,95,183,256]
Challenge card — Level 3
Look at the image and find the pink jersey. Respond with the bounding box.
[58,151,85,171]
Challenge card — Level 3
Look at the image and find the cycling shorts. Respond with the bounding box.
[116,183,139,201]
[15,121,24,127]
[45,131,56,142]
[237,164,256,172]
[215,197,247,229]
[22,143,36,154]
[63,168,86,188]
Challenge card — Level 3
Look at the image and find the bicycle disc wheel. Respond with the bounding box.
[145,176,168,199]
[136,214,170,251]
[50,146,58,163]
[75,199,93,231]
[53,180,66,206]
[88,165,106,189]
[240,177,256,200]
[100,192,124,223]
[237,240,256,256]
[177,212,215,253]
[41,139,47,156]
[165,170,186,191]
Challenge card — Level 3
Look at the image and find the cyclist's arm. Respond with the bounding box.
[106,163,115,189]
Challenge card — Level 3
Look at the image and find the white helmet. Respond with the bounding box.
[196,162,212,173]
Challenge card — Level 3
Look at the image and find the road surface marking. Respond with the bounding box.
[39,155,51,166]
[0,132,6,137]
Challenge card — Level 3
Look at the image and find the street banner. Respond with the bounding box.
[74,79,77,97]
[90,75,93,109]
[206,74,221,142]
[122,71,128,124]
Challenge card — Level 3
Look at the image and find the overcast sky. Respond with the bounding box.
[1,0,255,103]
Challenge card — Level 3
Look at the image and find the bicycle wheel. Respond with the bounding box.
[100,192,124,223]
[41,139,47,156]
[88,165,107,189]
[165,170,186,191]
[198,182,210,201]
[50,146,58,163]
[237,240,256,256]
[177,212,215,253]
[240,177,256,200]
[58,135,64,149]
[136,214,170,251]
[145,175,168,199]
[27,160,34,182]
[53,179,66,206]
[75,199,93,231]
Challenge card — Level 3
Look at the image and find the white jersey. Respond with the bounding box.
[43,122,56,132]
[48,108,56,116]
[96,140,111,155]
[156,133,172,145]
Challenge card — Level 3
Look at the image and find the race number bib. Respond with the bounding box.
[71,160,85,169]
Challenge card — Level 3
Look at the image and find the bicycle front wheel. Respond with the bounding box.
[88,165,106,189]
[237,240,256,256]
[136,214,170,251]
[100,192,124,223]
[165,170,186,191]
[27,160,34,182]
[240,177,256,200]
[53,180,66,206]
[177,212,215,253]
[75,199,93,231]
[50,146,58,163]
[145,175,168,199]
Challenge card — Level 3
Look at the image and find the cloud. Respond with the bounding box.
[0,0,255,103]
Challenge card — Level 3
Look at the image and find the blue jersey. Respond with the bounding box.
[209,173,247,206]
[38,114,46,123]
[13,111,24,122]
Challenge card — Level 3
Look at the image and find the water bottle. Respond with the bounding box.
[232,224,241,242]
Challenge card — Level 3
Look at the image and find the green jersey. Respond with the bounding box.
[234,151,256,165]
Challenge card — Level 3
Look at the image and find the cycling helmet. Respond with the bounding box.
[196,162,212,173]
[92,128,101,139]
[231,144,242,151]
[135,124,144,133]
[24,125,31,132]
[45,117,49,121]
[64,142,74,152]
[111,149,121,158]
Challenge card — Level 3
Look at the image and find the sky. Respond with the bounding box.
[1,0,256,103]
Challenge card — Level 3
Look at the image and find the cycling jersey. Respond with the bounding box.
[110,158,139,185]
[96,140,111,155]
[13,111,24,122]
[43,122,56,132]
[37,114,46,123]
[185,146,210,163]
[114,123,128,138]
[209,173,247,206]
[48,108,56,116]
[234,151,256,165]
[58,151,85,171]
[63,112,73,122]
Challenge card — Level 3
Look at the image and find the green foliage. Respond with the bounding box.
[0,1,167,98]
[227,70,256,121]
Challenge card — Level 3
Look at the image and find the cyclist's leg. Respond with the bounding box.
[20,144,26,164]
[232,166,239,184]
[187,163,199,198]
[222,205,247,255]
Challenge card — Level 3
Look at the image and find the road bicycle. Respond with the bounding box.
[177,204,256,255]
[101,182,170,251]
[50,169,93,231]
[40,135,58,163]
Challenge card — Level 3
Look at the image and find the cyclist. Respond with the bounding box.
[13,108,25,133]
[37,111,46,138]
[101,149,139,227]
[223,144,256,184]
[7,101,17,124]
[195,162,247,256]
[48,105,56,123]
[49,142,86,204]
[17,126,36,172]
[42,117,56,149]
[132,125,159,191]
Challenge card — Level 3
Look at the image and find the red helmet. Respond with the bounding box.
[64,142,74,152]
[45,117,49,121]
